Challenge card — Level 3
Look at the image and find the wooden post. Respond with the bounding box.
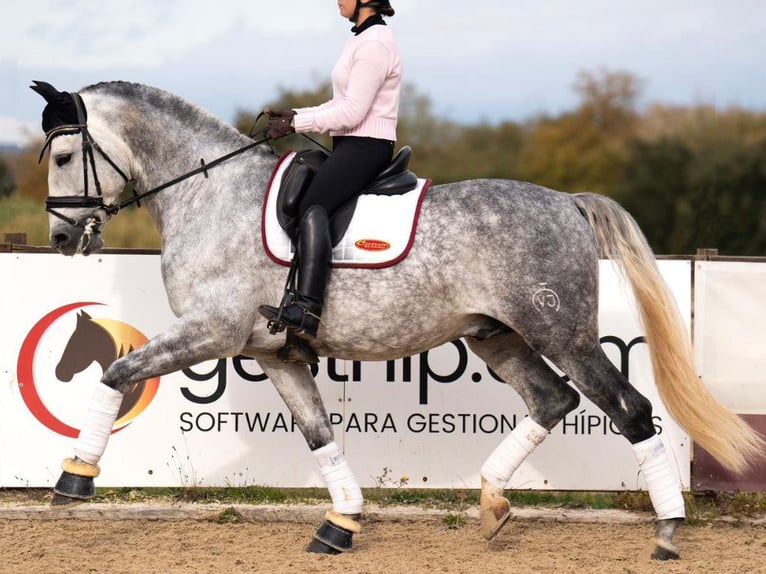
[695,248,718,260]
[3,232,27,245]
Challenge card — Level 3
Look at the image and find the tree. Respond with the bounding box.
[0,155,16,197]
[396,84,450,151]
[573,69,642,135]
[679,136,766,255]
[518,69,643,194]
[618,112,766,256]
[13,143,48,202]
[616,137,693,254]
[408,121,524,184]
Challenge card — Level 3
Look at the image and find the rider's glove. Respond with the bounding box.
[265,108,297,140]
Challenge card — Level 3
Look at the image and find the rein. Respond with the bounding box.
[41,92,270,229]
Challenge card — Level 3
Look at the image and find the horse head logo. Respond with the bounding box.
[17,303,160,437]
[55,310,148,422]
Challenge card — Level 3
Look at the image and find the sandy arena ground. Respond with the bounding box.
[1,503,764,574]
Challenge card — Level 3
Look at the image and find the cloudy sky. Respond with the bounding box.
[2,0,765,145]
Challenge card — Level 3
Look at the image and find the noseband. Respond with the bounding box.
[40,92,270,231]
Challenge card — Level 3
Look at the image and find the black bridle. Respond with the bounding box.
[41,91,270,231]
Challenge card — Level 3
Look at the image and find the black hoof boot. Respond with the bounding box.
[306,512,359,554]
[52,471,96,507]
[51,492,88,508]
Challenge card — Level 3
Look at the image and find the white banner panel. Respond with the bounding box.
[694,260,766,413]
[0,254,691,490]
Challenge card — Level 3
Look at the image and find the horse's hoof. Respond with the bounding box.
[52,470,96,504]
[480,500,512,540]
[651,517,683,560]
[651,543,680,561]
[480,477,512,540]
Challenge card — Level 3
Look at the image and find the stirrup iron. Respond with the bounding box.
[268,253,299,335]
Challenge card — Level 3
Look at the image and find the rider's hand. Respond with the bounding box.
[267,115,296,139]
[264,109,297,139]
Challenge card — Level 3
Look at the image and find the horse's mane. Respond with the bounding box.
[80,81,246,143]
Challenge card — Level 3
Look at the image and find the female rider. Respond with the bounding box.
[259,0,402,345]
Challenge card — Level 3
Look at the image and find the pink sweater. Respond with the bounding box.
[293,24,401,141]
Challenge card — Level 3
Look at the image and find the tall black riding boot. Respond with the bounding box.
[259,206,332,339]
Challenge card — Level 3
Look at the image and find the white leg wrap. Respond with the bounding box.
[313,441,363,515]
[632,434,685,520]
[73,384,123,465]
[481,417,548,489]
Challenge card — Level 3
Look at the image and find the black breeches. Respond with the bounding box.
[297,136,394,220]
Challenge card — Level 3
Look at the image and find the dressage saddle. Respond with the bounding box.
[271,146,418,365]
[276,145,418,244]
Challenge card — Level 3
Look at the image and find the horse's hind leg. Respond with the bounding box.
[466,333,581,540]
[257,357,362,554]
[552,344,685,560]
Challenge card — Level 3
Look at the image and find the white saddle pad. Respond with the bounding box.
[262,151,431,268]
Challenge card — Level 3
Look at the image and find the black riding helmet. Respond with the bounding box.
[349,0,395,22]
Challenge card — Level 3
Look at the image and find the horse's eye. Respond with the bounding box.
[55,153,72,167]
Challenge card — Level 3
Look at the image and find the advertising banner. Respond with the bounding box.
[693,260,766,413]
[692,260,766,491]
[0,253,691,490]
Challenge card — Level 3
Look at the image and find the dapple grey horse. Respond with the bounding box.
[32,80,763,559]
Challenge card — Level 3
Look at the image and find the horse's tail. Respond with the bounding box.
[572,192,764,474]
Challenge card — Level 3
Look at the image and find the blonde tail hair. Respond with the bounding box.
[573,192,764,474]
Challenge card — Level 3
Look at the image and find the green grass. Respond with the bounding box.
[80,486,329,506]
[0,194,49,245]
[442,513,468,528]
[212,507,247,524]
[2,487,764,527]
[0,194,38,224]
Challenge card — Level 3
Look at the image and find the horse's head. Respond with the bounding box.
[31,81,136,255]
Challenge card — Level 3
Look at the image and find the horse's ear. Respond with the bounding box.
[30,81,69,106]
[77,310,92,322]
[29,80,81,133]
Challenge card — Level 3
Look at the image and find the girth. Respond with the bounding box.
[276,146,418,244]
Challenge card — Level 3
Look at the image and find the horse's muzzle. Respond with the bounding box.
[50,222,104,256]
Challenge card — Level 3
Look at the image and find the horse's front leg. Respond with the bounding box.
[52,312,253,507]
[258,357,363,554]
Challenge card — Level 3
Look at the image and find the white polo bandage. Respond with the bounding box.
[313,441,363,515]
[73,384,123,465]
[481,417,548,489]
[632,434,685,520]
